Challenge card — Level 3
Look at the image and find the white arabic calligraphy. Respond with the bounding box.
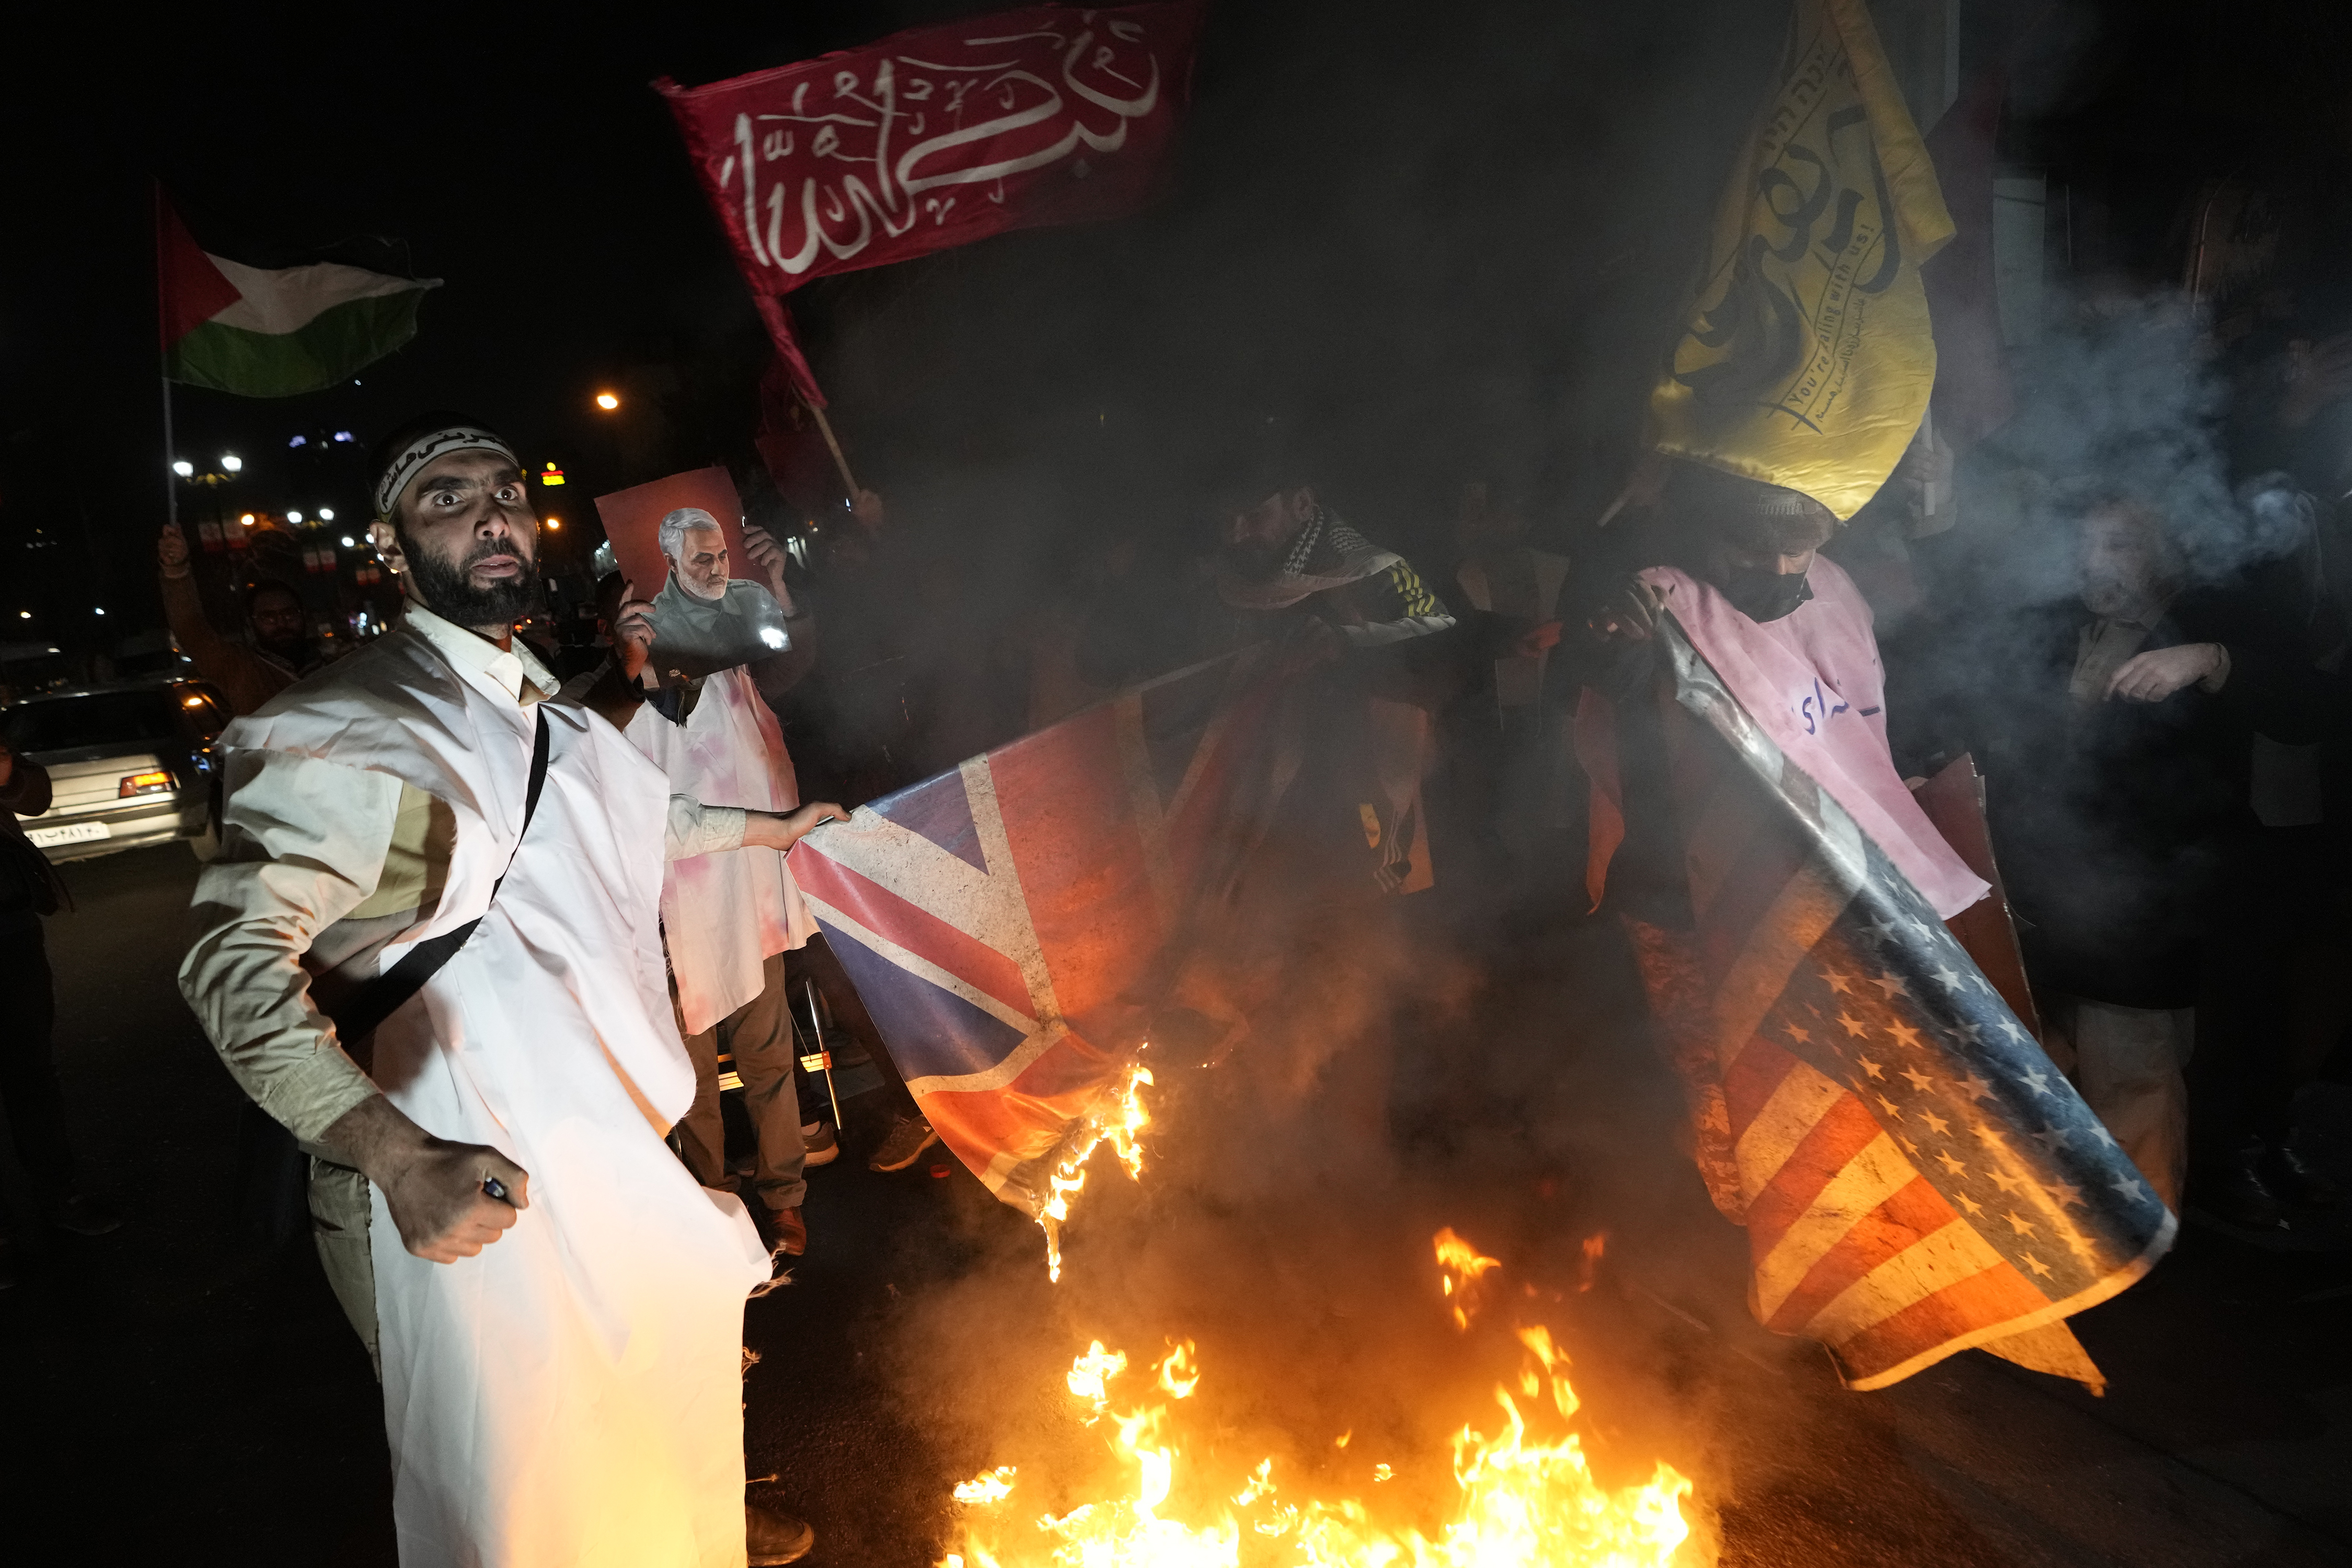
[725,17,1165,276]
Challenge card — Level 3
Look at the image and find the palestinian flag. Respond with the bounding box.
[157,200,437,398]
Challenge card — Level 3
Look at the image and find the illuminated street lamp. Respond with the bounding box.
[318,507,335,521]
[545,516,562,531]
[595,392,620,411]
[221,454,243,473]
[172,459,194,478]
[288,510,305,524]
[240,513,256,527]
[340,536,356,548]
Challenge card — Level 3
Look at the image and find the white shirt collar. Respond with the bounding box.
[402,603,558,705]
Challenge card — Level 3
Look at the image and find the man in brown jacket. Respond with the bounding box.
[156,520,321,716]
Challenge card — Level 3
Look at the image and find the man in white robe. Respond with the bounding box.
[180,414,838,1567]
[624,508,824,1256]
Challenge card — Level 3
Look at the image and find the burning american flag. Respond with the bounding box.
[1623,619,2175,1391]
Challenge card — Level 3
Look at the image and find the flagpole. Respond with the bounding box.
[160,379,179,532]
[153,181,178,533]
[800,394,861,501]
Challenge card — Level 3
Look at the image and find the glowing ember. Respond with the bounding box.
[1038,1064,1156,1283]
[942,1231,1697,1568]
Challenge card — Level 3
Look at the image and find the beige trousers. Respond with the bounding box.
[2060,998,2193,1212]
[307,1155,379,1379]
[673,951,809,1214]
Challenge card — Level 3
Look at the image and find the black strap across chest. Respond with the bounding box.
[320,707,550,1045]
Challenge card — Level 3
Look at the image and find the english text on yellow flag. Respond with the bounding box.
[1650,0,1954,520]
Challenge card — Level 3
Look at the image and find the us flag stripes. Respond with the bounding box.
[1635,619,2173,1390]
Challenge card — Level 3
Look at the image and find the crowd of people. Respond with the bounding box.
[1,282,2348,1564]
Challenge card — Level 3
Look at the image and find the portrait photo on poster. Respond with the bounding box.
[594,466,795,684]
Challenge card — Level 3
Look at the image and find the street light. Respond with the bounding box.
[172,459,194,478]
[595,392,620,411]
[318,507,335,522]
[221,454,243,472]
[545,516,562,531]
[288,510,305,524]
[340,536,356,548]
[240,513,256,526]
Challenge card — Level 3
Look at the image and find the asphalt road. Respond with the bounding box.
[2,842,2346,1567]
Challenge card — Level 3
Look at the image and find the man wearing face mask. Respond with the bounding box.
[1581,459,1990,927]
[180,413,835,1566]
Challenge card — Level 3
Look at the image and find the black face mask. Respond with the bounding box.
[1720,565,1813,623]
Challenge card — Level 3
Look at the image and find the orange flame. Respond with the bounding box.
[943,1231,1696,1568]
[1577,1233,1608,1294]
[1067,1341,1129,1423]
[1037,1064,1155,1283]
[1157,1341,1201,1399]
[1433,1227,1502,1330]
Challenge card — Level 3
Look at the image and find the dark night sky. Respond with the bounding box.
[5,0,2348,655]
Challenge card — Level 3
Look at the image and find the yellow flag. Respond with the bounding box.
[1649,0,1954,520]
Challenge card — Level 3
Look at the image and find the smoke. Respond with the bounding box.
[740,2,2331,1560]
[1944,285,2296,607]
[851,866,1848,1563]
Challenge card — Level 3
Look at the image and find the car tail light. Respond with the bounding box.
[119,770,176,798]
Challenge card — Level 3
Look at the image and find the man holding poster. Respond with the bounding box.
[592,472,827,1259]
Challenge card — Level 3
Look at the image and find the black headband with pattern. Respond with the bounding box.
[373,425,519,519]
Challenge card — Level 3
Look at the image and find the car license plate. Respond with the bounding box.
[25,821,110,848]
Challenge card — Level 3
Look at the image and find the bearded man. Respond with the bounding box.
[616,508,827,1255]
[1194,466,1456,1144]
[157,519,324,716]
[179,413,835,1567]
[644,507,803,689]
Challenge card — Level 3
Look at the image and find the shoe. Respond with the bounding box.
[868,1114,940,1172]
[762,1204,806,1258]
[49,1194,122,1237]
[746,1502,815,1565]
[801,1121,839,1169]
[2189,1146,2289,1231]
[2259,1142,2349,1210]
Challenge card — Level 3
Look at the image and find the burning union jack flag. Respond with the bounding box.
[789,652,1286,1215]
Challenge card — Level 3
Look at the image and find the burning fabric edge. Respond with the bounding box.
[787,650,1297,1274]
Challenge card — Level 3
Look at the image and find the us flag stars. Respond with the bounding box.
[1754,902,2171,1299]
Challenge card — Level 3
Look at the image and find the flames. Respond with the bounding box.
[1039,1064,1156,1282]
[941,1231,1697,1568]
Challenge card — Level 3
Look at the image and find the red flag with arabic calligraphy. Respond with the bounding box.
[656,1,1207,405]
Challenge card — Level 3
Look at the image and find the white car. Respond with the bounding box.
[3,681,230,861]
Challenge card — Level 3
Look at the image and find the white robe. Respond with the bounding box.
[628,665,817,1037]
[229,630,770,1568]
